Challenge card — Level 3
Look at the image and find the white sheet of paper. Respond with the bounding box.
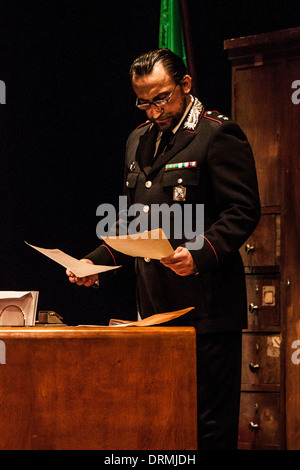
[102,228,175,260]
[25,242,121,277]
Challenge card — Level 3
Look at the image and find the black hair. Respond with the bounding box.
[129,48,188,84]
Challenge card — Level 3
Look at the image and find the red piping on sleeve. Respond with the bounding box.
[200,235,219,264]
[103,244,117,266]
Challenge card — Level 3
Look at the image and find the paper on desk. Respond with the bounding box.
[102,228,174,260]
[108,307,194,327]
[25,242,121,277]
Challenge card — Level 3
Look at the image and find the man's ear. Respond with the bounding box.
[181,75,192,94]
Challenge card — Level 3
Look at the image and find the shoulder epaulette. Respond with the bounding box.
[204,111,231,124]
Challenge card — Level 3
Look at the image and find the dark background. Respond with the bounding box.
[0,0,299,325]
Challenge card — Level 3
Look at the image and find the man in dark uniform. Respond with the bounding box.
[67,49,261,449]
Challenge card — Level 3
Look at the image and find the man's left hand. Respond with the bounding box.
[160,246,198,276]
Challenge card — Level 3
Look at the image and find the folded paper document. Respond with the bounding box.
[102,228,175,259]
[0,291,39,326]
[25,242,121,277]
[109,307,194,327]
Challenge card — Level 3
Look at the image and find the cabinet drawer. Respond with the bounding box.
[238,392,281,449]
[245,274,280,330]
[240,214,280,267]
[242,334,281,386]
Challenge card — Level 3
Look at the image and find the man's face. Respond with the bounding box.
[132,63,192,132]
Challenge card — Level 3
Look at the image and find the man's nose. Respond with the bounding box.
[147,104,163,120]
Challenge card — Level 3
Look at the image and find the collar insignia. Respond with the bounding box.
[183,97,203,131]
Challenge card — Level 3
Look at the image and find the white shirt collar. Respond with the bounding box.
[171,94,194,134]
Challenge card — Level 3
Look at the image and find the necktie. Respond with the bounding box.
[156,131,173,157]
[137,126,158,169]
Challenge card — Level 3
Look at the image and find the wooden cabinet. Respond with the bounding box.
[225,27,300,450]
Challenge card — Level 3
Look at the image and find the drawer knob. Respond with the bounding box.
[249,421,259,431]
[245,244,255,254]
[249,303,259,313]
[249,362,260,372]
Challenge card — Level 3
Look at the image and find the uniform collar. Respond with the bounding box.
[155,95,203,138]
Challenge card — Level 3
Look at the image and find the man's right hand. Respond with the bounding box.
[66,258,99,287]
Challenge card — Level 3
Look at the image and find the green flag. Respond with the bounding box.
[159,0,187,66]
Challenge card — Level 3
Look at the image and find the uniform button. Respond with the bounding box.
[143,205,150,213]
[126,181,129,187]
[144,257,151,263]
[145,180,152,188]
[177,178,183,184]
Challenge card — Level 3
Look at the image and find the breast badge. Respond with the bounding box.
[173,185,186,201]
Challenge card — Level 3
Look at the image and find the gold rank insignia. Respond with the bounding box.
[173,185,186,201]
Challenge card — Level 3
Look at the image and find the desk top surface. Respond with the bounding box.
[0,325,196,339]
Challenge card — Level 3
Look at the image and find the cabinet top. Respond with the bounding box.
[224,26,300,59]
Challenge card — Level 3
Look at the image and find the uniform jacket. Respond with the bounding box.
[86,98,261,333]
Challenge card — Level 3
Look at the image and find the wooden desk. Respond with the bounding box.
[0,326,197,450]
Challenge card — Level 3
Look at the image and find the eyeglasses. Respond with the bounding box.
[135,84,178,110]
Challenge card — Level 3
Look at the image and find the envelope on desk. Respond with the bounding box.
[109,307,194,327]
